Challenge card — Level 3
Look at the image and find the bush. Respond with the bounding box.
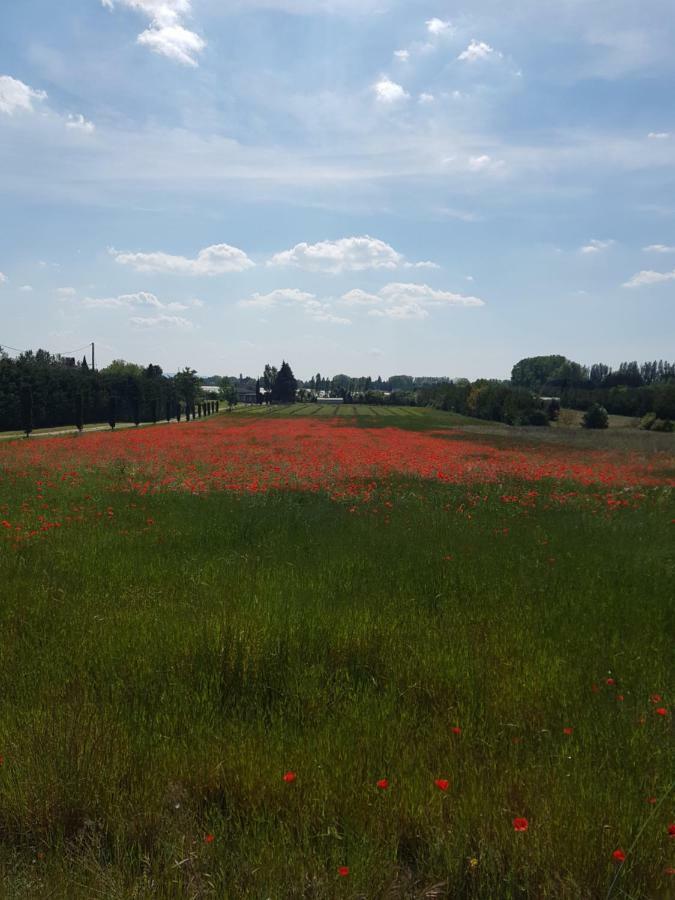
[639,412,657,430]
[526,409,550,427]
[651,418,673,432]
[581,403,609,429]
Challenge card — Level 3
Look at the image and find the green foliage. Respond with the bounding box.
[271,360,297,404]
[640,412,657,431]
[581,403,609,429]
[19,382,33,437]
[511,355,568,391]
[650,418,673,432]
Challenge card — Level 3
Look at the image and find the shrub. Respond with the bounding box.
[651,418,673,432]
[639,412,656,430]
[581,403,609,429]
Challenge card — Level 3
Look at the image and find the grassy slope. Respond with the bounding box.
[0,418,673,898]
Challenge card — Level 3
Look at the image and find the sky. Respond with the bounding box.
[0,0,674,379]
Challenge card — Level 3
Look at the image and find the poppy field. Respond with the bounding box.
[0,409,673,898]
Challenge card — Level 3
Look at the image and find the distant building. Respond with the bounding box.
[236,385,257,404]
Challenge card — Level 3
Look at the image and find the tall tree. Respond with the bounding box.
[271,360,297,404]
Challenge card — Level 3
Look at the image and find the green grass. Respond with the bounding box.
[0,422,673,898]
[234,403,489,430]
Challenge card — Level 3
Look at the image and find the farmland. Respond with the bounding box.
[0,408,673,898]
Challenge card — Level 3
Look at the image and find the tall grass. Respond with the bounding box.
[0,436,672,897]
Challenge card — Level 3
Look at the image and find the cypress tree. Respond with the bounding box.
[20,383,33,437]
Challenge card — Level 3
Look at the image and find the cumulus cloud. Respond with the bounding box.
[467,154,505,173]
[418,92,435,104]
[238,288,315,309]
[644,244,675,253]
[623,268,675,288]
[647,132,670,140]
[56,287,77,296]
[580,238,615,254]
[394,49,410,62]
[130,313,193,328]
[426,18,452,37]
[373,76,409,104]
[341,282,485,320]
[0,272,7,284]
[268,236,435,273]
[19,285,33,293]
[458,40,501,62]
[79,290,198,327]
[110,243,254,275]
[0,75,47,115]
[102,0,205,67]
[66,113,96,134]
[238,288,351,324]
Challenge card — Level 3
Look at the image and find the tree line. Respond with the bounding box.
[0,350,218,434]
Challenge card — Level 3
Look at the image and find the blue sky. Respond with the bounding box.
[0,0,674,379]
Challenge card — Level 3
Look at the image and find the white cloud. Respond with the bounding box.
[468,154,505,172]
[340,288,381,305]
[344,281,485,320]
[394,49,410,62]
[0,75,47,115]
[418,92,435,104]
[102,0,205,67]
[66,114,96,134]
[458,40,501,62]
[426,18,452,37]
[239,288,315,308]
[0,272,7,284]
[56,287,77,296]
[643,244,675,253]
[623,268,675,288]
[238,287,351,324]
[580,238,615,254]
[131,314,193,328]
[268,236,435,273]
[19,285,33,293]
[111,243,254,275]
[373,76,409,104]
[647,132,670,140]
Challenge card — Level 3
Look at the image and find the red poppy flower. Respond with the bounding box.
[512,817,529,832]
[204,834,214,844]
[650,694,662,703]
[665,867,675,876]
[338,866,349,877]
[655,707,668,717]
[451,726,462,735]
[606,678,615,686]
[376,778,389,790]
[563,727,574,735]
[647,797,657,804]
[434,779,450,792]
[668,823,675,837]
[283,771,296,783]
[616,694,625,702]
[612,849,626,863]
[591,683,600,694]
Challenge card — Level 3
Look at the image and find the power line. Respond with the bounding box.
[1,341,93,357]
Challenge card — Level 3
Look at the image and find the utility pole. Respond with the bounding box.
[91,342,95,372]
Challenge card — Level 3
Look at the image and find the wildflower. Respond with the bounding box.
[204,834,214,844]
[434,779,450,792]
[655,707,668,717]
[563,727,574,735]
[283,771,296,783]
[665,867,675,875]
[650,694,662,703]
[338,866,349,877]
[668,823,675,838]
[451,726,462,735]
[616,694,625,702]
[591,683,600,694]
[647,797,657,804]
[468,857,479,869]
[606,678,615,686]
[512,817,529,832]
[612,849,626,863]
[376,778,389,790]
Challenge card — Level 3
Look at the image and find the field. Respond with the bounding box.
[0,407,673,898]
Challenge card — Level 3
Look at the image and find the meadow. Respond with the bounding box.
[0,407,673,898]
